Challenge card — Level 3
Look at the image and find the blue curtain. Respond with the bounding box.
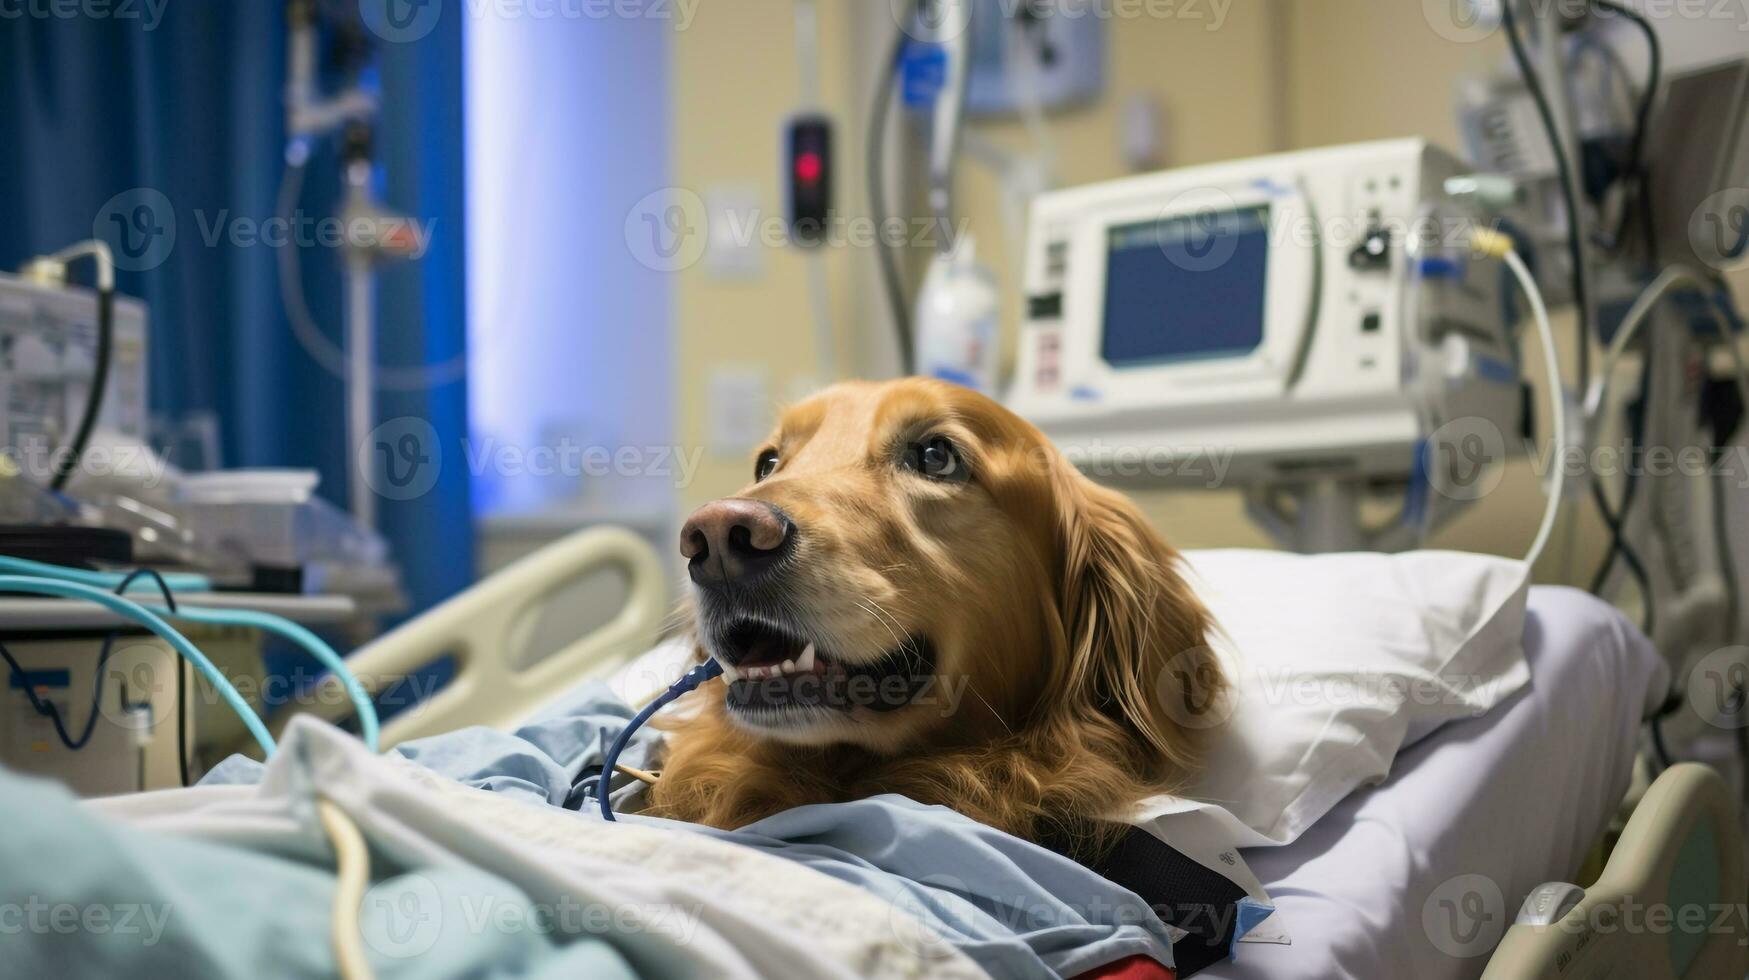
[0,4,473,621]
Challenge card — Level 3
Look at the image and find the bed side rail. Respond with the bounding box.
[1482,763,1748,979]
[286,525,669,749]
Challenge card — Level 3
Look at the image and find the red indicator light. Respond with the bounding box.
[796,151,823,183]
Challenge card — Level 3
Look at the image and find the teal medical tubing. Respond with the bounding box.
[165,605,380,752]
[0,554,213,594]
[1,557,381,752]
[0,575,276,755]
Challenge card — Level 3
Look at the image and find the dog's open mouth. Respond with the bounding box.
[711,619,936,719]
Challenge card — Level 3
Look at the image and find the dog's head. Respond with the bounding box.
[681,378,1221,769]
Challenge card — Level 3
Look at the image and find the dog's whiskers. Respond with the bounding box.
[856,596,907,651]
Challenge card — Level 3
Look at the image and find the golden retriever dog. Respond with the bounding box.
[645,378,1223,858]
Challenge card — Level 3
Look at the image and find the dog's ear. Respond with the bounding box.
[1051,465,1226,775]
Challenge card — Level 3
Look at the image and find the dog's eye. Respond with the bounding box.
[754,449,780,481]
[903,436,967,482]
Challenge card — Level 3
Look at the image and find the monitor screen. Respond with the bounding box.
[1100,204,1271,367]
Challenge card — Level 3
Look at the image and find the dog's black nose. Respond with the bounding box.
[680,498,794,587]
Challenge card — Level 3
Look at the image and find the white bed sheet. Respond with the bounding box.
[1202,585,1667,980]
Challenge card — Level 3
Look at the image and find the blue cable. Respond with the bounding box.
[0,555,211,594]
[598,658,724,822]
[0,557,381,752]
[165,605,379,752]
[0,634,120,751]
[0,575,276,755]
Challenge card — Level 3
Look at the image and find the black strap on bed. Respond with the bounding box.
[1042,825,1249,978]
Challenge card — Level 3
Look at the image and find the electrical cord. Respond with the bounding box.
[114,568,191,785]
[596,658,723,822]
[1650,710,1674,771]
[1589,0,1661,257]
[28,241,117,493]
[0,567,182,754]
[868,0,921,373]
[176,642,189,787]
[1585,355,1652,634]
[1588,479,1657,633]
[0,561,390,760]
[0,557,381,753]
[54,288,113,491]
[0,635,119,752]
[0,575,276,754]
[1580,267,1730,625]
[1501,0,1593,390]
[1574,2,1664,610]
[1587,266,1749,416]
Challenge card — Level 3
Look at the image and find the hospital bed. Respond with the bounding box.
[297,526,1749,978]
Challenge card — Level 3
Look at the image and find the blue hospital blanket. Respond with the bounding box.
[203,682,1181,977]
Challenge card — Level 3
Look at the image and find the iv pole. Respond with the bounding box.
[283,0,417,533]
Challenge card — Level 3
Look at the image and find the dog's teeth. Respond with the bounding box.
[780,659,796,674]
[797,643,816,673]
[718,661,741,683]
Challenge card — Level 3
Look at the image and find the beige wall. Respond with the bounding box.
[668,0,1284,548]
[666,0,1739,585]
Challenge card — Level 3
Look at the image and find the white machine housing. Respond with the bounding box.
[1008,139,1527,505]
[0,273,149,483]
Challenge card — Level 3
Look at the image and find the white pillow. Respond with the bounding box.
[1155,549,1532,846]
[601,549,1531,850]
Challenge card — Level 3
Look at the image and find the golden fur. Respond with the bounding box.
[646,378,1224,858]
